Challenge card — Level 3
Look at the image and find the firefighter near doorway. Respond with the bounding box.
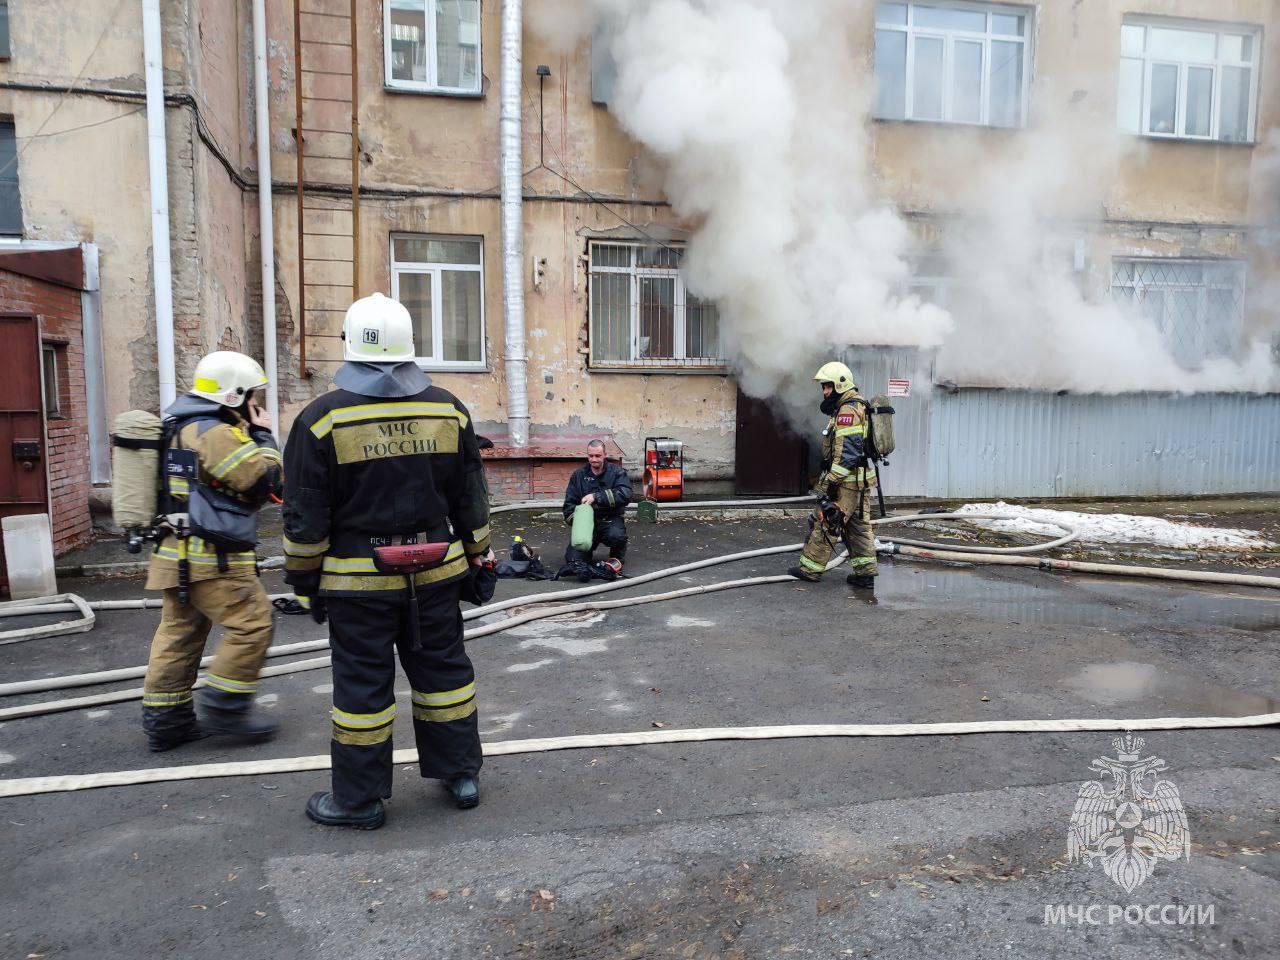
[283,293,495,831]
[788,361,884,592]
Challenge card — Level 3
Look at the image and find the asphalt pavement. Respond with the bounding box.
[1,515,1278,959]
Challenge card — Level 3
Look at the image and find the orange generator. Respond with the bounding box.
[642,437,685,502]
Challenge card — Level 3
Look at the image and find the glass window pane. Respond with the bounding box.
[398,272,434,359]
[685,298,720,360]
[590,273,630,362]
[911,36,944,120]
[435,0,480,91]
[952,40,983,123]
[1185,66,1212,137]
[1148,27,1215,62]
[991,13,1024,37]
[591,243,632,269]
[42,348,58,415]
[393,236,480,265]
[914,6,986,32]
[1219,34,1253,63]
[1205,289,1241,358]
[1219,66,1251,142]
[389,0,428,84]
[637,244,680,268]
[638,277,675,359]
[1117,57,1143,134]
[1148,63,1178,134]
[440,269,482,362]
[0,122,21,235]
[874,29,908,119]
[1120,24,1145,56]
[875,2,907,26]
[990,40,1023,128]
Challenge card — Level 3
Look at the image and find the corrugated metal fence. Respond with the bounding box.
[846,348,1280,498]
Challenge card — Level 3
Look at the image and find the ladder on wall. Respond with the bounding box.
[292,0,361,376]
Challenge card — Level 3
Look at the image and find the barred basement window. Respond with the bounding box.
[874,1,1032,128]
[385,0,481,94]
[588,242,724,369]
[1117,17,1261,142]
[390,234,485,370]
[1111,259,1246,369]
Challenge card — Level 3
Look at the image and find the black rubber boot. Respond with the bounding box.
[197,687,277,744]
[787,565,821,583]
[305,791,386,830]
[443,775,480,810]
[141,703,205,753]
[846,573,877,590]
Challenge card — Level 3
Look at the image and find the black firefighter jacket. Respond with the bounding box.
[281,385,491,599]
[561,461,632,524]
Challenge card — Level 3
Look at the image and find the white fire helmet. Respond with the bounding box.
[342,292,416,363]
[190,351,269,407]
[813,361,856,394]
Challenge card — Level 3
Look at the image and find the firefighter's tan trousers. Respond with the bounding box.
[142,573,274,706]
[798,484,879,578]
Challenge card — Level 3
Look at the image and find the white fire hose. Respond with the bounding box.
[1,508,1277,797]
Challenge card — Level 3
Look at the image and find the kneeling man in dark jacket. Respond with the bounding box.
[562,439,631,568]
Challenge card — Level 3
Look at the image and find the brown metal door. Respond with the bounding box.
[734,387,810,495]
[0,314,48,582]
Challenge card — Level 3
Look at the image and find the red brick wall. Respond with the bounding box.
[484,459,579,503]
[0,268,92,556]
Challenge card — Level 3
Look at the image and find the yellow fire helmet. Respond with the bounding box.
[812,361,856,394]
[190,351,269,407]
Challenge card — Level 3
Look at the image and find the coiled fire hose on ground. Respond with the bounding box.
[1,507,1277,797]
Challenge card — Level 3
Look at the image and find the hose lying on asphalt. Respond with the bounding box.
[5,511,1279,712]
[2,711,1277,798]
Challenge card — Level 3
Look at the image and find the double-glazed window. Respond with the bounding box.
[589,242,723,368]
[385,0,480,94]
[390,235,485,369]
[1117,18,1259,142]
[874,1,1031,128]
[1111,259,1246,369]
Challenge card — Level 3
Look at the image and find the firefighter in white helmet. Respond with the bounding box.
[283,293,493,830]
[788,361,879,591]
[141,351,283,751]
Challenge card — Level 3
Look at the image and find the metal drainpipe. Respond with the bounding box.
[252,0,279,437]
[500,0,529,447]
[142,0,176,409]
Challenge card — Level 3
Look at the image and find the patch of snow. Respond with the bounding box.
[956,502,1273,551]
[518,634,613,656]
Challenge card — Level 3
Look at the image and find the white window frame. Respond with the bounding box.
[1118,16,1261,143]
[389,233,487,371]
[383,0,482,95]
[873,0,1033,128]
[1110,257,1247,365]
[588,241,725,369]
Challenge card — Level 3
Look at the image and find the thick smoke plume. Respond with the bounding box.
[530,0,1280,403]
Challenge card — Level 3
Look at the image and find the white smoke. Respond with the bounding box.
[529,0,1280,402]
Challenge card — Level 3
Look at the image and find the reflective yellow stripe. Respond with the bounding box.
[155,545,258,567]
[848,556,877,567]
[322,542,464,573]
[799,555,826,572]
[194,377,220,394]
[205,674,257,694]
[835,426,865,437]
[333,723,394,746]
[412,700,477,723]
[142,691,193,706]
[310,402,469,439]
[828,463,851,478]
[283,536,330,558]
[319,554,470,592]
[470,524,490,544]
[168,478,190,495]
[208,442,260,480]
[411,682,475,708]
[285,555,323,571]
[331,703,396,729]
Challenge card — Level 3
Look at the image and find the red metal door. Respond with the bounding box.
[0,314,48,583]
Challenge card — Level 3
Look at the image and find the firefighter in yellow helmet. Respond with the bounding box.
[141,351,283,751]
[788,361,879,591]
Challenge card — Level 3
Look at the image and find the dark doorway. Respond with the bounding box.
[734,387,809,495]
[0,313,49,588]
